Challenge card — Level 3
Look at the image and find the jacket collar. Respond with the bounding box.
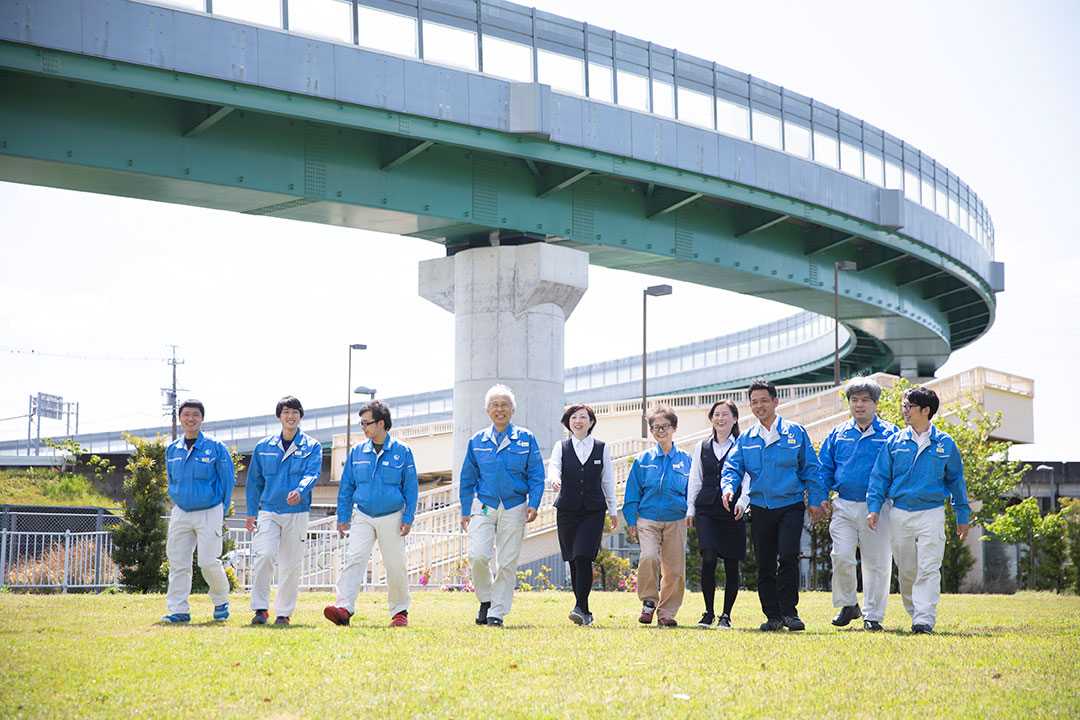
[360,434,397,455]
[841,415,887,435]
[481,423,517,444]
[748,416,786,439]
[271,429,309,451]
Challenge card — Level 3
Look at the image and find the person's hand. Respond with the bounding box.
[867,512,879,531]
[627,525,638,542]
[733,504,745,521]
[525,507,538,523]
[245,516,256,533]
[400,522,412,537]
[957,523,969,541]
[686,515,694,529]
[609,515,618,532]
[286,490,301,506]
[337,521,349,537]
[460,515,471,532]
[821,499,832,517]
[722,491,734,512]
[552,478,561,492]
[808,505,824,523]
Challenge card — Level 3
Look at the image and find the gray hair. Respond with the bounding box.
[484,384,517,410]
[844,376,882,403]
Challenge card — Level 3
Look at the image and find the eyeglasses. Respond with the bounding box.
[901,403,915,410]
[650,423,673,432]
[359,419,379,428]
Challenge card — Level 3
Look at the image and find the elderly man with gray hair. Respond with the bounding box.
[459,384,545,627]
[818,377,898,631]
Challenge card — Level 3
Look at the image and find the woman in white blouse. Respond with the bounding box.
[549,404,618,626]
[687,399,750,629]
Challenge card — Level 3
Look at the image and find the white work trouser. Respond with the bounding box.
[166,504,229,614]
[891,505,946,628]
[249,510,309,616]
[335,509,410,616]
[830,498,892,622]
[468,499,527,620]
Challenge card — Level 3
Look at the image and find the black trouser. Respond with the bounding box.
[750,502,804,620]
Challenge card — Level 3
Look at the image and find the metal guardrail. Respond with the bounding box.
[0,529,119,591]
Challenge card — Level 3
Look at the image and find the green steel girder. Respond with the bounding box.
[804,228,858,256]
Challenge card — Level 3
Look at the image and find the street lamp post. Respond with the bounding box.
[834,261,857,386]
[353,386,377,401]
[345,343,367,458]
[641,284,673,438]
[1036,464,1056,511]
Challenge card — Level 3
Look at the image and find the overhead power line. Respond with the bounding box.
[1,347,165,362]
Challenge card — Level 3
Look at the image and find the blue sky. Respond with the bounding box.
[1,0,1077,460]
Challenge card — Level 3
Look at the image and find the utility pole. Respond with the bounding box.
[162,345,186,440]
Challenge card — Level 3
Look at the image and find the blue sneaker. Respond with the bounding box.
[162,613,191,624]
[213,603,229,621]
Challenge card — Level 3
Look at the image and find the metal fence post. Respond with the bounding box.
[0,529,7,589]
[62,530,71,594]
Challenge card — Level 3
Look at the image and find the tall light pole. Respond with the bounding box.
[642,284,673,438]
[834,261,857,386]
[1036,464,1056,511]
[354,386,377,401]
[345,343,367,457]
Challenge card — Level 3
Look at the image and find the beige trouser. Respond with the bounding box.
[249,510,309,616]
[830,498,892,622]
[335,509,411,616]
[468,499,528,620]
[166,504,229,614]
[891,505,946,628]
[636,518,687,621]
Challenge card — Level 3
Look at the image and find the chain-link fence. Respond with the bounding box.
[0,529,119,591]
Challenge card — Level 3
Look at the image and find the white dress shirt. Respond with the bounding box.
[686,435,750,517]
[548,435,618,516]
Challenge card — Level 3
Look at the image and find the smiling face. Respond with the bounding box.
[487,394,514,432]
[649,415,677,447]
[749,389,778,426]
[710,403,736,439]
[178,406,203,438]
[901,399,931,431]
[567,408,594,439]
[847,391,878,427]
[279,407,301,435]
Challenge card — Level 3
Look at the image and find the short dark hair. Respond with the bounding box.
[748,378,777,400]
[646,404,678,429]
[359,400,393,431]
[177,399,205,418]
[276,396,304,418]
[904,387,939,420]
[707,399,740,440]
[561,404,597,435]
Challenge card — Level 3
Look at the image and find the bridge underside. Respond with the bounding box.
[0,41,994,377]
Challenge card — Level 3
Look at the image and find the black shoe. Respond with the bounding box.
[832,604,862,627]
[911,624,933,634]
[582,612,594,626]
[863,620,884,632]
[698,612,715,628]
[782,615,805,631]
[251,610,269,625]
[475,602,491,626]
[569,606,586,625]
[760,618,783,632]
[486,616,504,627]
[717,614,732,629]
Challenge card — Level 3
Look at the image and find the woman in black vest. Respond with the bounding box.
[687,399,748,628]
[549,403,618,626]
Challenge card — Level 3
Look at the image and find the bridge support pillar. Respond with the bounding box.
[898,356,919,379]
[419,243,589,480]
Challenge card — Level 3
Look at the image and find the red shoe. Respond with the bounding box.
[638,601,656,624]
[658,617,678,628]
[323,605,351,626]
[390,612,409,628]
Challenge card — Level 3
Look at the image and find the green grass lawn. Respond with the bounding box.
[0,468,116,508]
[1,589,1077,719]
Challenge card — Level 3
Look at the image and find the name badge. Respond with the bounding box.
[787,437,798,446]
[517,440,530,448]
[593,459,602,465]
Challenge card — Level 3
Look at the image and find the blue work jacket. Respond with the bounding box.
[721,417,824,508]
[246,430,322,515]
[459,423,545,514]
[867,425,970,525]
[818,416,898,502]
[621,444,692,526]
[166,432,236,512]
[337,436,419,526]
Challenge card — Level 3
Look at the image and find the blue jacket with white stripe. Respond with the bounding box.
[165,432,236,512]
[337,436,419,526]
[721,417,824,508]
[246,430,322,515]
[818,416,898,502]
[866,425,970,525]
[459,423,546,514]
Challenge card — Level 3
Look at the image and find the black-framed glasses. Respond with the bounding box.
[359,419,379,428]
[650,423,673,432]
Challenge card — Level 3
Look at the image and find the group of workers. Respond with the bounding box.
[160,375,969,635]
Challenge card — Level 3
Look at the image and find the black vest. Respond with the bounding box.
[555,439,607,512]
[695,437,737,508]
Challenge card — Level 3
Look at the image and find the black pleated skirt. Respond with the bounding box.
[695,497,747,560]
[556,508,606,561]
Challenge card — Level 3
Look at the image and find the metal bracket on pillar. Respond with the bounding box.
[183,104,234,138]
[380,137,435,171]
[537,167,592,199]
[803,228,857,255]
[735,207,790,238]
[646,188,702,220]
[522,158,540,176]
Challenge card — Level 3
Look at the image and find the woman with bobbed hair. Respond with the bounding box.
[549,403,617,626]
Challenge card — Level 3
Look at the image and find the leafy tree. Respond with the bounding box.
[983,497,1068,591]
[1034,511,1069,593]
[1060,498,1080,594]
[42,437,116,483]
[110,434,169,593]
[941,505,977,593]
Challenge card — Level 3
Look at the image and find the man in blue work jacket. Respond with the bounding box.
[867,386,969,634]
[818,377,897,632]
[245,396,322,626]
[162,399,236,623]
[326,400,418,628]
[460,384,545,627]
[722,378,826,632]
[622,405,693,627]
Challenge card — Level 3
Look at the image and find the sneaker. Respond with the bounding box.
[475,602,491,626]
[638,600,657,624]
[582,612,594,627]
[832,604,862,627]
[486,616,504,627]
[390,612,408,628]
[717,614,732,629]
[323,605,351,626]
[698,612,715,628]
[863,620,884,632]
[911,624,933,634]
[760,618,783,632]
[251,610,269,625]
[213,603,229,621]
[161,613,191,624]
[569,606,586,625]
[273,616,290,626]
[782,615,805,632]
[658,617,678,628]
